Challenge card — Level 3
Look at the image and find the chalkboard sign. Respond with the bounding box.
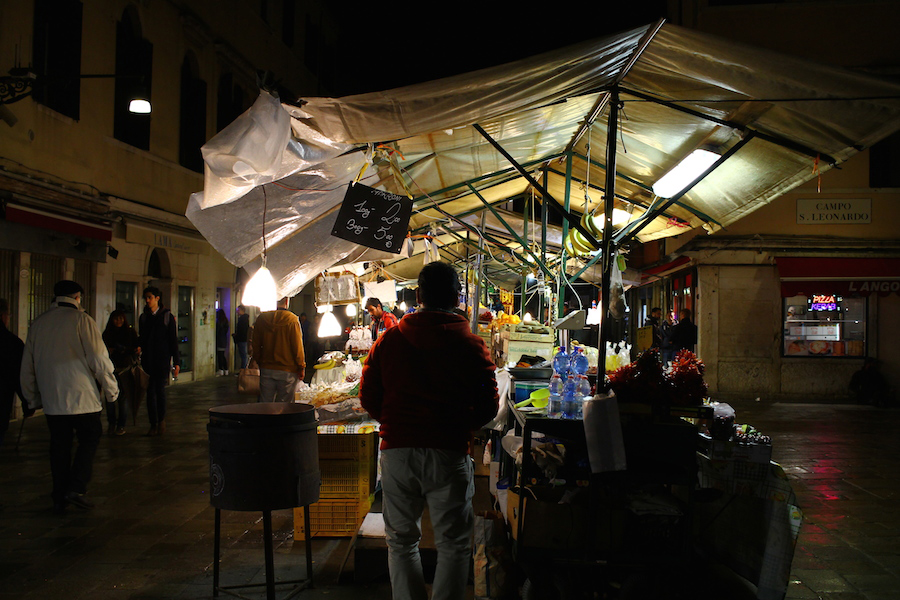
[331,183,413,254]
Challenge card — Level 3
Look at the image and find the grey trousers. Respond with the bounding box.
[258,368,299,403]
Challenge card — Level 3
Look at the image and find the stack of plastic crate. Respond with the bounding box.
[293,431,377,540]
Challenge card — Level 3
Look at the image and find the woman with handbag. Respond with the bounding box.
[102,310,140,436]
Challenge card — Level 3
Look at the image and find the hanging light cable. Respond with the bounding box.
[241,185,278,311]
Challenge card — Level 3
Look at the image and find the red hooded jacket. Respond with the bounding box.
[359,310,499,453]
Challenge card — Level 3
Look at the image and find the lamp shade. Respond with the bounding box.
[129,98,151,114]
[242,266,277,311]
[318,310,342,338]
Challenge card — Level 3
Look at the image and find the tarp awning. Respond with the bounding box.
[187,22,900,298]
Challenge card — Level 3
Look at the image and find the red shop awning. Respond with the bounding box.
[777,257,900,297]
[640,256,691,283]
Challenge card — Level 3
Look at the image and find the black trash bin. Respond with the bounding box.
[208,402,320,511]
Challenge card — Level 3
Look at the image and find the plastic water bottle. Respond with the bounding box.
[571,346,589,376]
[575,375,591,419]
[552,346,570,377]
[547,373,563,418]
[562,374,576,419]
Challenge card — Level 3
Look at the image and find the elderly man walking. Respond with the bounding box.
[360,262,499,600]
[21,280,118,514]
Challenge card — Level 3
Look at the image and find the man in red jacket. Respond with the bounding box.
[360,262,499,600]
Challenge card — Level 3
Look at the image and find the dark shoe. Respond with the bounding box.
[107,425,116,436]
[157,420,166,435]
[52,502,67,515]
[64,492,94,510]
[115,426,126,436]
[146,425,158,436]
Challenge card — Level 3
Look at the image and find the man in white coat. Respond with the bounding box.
[21,280,119,514]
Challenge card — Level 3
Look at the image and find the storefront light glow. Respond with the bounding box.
[652,149,719,198]
[241,266,277,311]
[318,310,341,337]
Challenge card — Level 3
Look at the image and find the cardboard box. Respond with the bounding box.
[507,489,621,551]
[497,323,555,343]
[496,340,555,366]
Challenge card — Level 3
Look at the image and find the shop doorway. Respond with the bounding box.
[216,287,232,371]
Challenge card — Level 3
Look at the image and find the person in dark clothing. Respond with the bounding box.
[849,358,890,407]
[138,287,180,436]
[360,262,499,600]
[0,298,31,446]
[215,309,229,376]
[102,309,140,435]
[660,311,676,366]
[645,307,662,349]
[670,308,698,354]
[233,305,250,370]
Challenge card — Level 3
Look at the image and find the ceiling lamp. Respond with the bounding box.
[318,309,342,338]
[652,149,720,199]
[241,266,277,312]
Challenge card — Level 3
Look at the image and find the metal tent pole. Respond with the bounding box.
[599,89,620,356]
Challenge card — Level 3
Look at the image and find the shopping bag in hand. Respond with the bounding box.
[237,360,260,395]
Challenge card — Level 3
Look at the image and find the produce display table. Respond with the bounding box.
[499,389,800,599]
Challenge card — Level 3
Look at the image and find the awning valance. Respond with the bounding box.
[777,257,900,297]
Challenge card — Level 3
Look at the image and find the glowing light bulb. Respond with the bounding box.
[345,304,357,317]
[318,310,341,337]
[241,266,277,312]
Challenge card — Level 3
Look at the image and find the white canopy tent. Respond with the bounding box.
[187,21,900,299]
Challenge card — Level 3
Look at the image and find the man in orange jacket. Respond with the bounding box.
[250,297,305,402]
[360,262,499,600]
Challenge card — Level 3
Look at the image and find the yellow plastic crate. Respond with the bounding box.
[319,459,375,500]
[293,497,372,540]
[318,432,378,461]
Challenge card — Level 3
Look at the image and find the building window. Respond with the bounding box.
[0,250,18,335]
[216,72,248,133]
[114,6,152,150]
[179,53,207,173]
[870,130,900,188]
[783,295,867,357]
[28,254,63,326]
[73,258,92,318]
[32,0,83,119]
[282,0,296,47]
[115,281,138,327]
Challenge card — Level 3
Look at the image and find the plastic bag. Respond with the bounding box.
[609,260,628,319]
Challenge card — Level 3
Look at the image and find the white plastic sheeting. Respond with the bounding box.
[187,23,900,297]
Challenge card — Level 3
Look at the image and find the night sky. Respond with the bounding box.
[331,3,668,96]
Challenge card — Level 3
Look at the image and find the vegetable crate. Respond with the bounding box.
[317,432,377,461]
[318,458,376,500]
[293,497,372,540]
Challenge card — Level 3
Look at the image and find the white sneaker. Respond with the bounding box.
[216,370,224,376]
[224,370,229,376]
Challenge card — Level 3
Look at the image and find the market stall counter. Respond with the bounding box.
[494,352,801,600]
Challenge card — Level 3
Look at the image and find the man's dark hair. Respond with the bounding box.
[365,297,382,309]
[55,280,84,298]
[143,286,162,299]
[651,307,661,314]
[418,262,460,310]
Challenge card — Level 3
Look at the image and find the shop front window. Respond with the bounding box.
[783,294,866,357]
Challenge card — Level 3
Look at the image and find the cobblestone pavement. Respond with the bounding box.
[0,376,898,599]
